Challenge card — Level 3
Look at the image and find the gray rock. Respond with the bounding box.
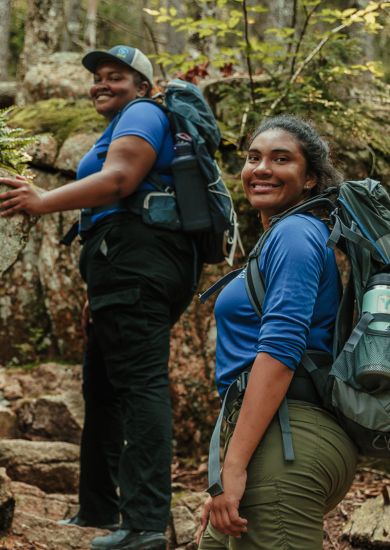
[12,510,108,550]
[22,52,91,103]
[0,467,15,534]
[0,176,36,276]
[171,505,196,545]
[0,439,79,493]
[0,211,84,364]
[26,133,58,168]
[16,390,84,444]
[0,406,18,438]
[55,132,100,175]
[11,481,78,521]
[343,493,390,547]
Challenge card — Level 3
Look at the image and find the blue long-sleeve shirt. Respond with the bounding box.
[214,213,341,396]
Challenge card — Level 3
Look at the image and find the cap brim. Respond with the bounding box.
[82,51,131,73]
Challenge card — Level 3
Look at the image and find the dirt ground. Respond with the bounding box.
[0,463,388,549]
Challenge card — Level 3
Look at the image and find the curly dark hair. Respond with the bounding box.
[250,115,343,196]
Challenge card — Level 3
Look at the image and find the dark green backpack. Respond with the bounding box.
[131,80,244,265]
[202,179,390,496]
[246,178,390,458]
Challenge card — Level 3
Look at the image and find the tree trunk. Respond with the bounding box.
[61,0,82,51]
[0,0,11,80]
[17,0,64,100]
[84,0,98,49]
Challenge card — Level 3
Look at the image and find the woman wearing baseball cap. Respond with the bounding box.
[0,45,196,550]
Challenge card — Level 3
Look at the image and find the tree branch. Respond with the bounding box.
[290,1,322,77]
[286,0,298,60]
[143,18,168,80]
[242,0,256,109]
[267,2,390,116]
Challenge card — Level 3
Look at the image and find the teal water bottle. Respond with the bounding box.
[357,273,390,391]
[362,273,390,332]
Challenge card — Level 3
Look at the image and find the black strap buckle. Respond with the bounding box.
[237,370,250,393]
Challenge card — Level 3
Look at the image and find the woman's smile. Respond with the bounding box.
[248,180,282,191]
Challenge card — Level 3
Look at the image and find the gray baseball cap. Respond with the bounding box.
[82,45,154,85]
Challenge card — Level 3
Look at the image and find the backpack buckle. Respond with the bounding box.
[237,370,250,393]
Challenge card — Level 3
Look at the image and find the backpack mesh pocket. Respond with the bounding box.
[332,329,390,392]
[354,330,390,392]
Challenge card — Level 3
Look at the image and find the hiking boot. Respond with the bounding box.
[90,529,167,550]
[58,514,119,530]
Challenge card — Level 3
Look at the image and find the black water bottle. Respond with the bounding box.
[171,133,212,232]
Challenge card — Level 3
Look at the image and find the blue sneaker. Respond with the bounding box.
[90,529,167,550]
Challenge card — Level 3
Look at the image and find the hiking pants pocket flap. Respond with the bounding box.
[90,288,141,312]
[239,483,279,508]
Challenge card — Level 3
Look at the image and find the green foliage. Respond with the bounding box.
[144,0,390,148]
[0,108,33,175]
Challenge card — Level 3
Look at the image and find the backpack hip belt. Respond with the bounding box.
[207,354,328,497]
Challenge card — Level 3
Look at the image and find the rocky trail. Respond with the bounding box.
[0,363,389,550]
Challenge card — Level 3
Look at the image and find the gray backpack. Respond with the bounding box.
[202,179,390,496]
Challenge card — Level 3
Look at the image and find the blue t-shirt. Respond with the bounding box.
[214,213,341,396]
[77,101,174,224]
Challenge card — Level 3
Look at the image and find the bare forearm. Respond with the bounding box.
[224,353,294,473]
[40,168,131,214]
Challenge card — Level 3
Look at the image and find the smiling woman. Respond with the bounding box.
[0,45,198,550]
[90,63,149,119]
[197,115,356,550]
[241,129,316,225]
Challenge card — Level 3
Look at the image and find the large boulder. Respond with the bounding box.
[0,440,80,494]
[22,52,91,104]
[55,132,101,174]
[16,391,84,444]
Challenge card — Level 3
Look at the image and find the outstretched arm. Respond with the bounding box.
[0,135,156,216]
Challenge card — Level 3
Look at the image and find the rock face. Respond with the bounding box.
[0,174,36,276]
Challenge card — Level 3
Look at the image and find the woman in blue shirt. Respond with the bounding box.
[0,45,195,550]
[198,115,357,550]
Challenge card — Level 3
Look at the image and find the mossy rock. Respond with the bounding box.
[8,99,105,146]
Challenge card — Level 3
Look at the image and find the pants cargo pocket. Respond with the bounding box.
[89,288,150,370]
[231,483,286,550]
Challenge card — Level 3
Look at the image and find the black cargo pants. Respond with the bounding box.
[78,213,196,531]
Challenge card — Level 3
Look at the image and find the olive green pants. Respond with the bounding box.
[199,402,357,550]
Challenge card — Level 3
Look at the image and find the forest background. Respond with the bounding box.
[0,0,389,459]
[0,2,389,548]
[0,0,389,450]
